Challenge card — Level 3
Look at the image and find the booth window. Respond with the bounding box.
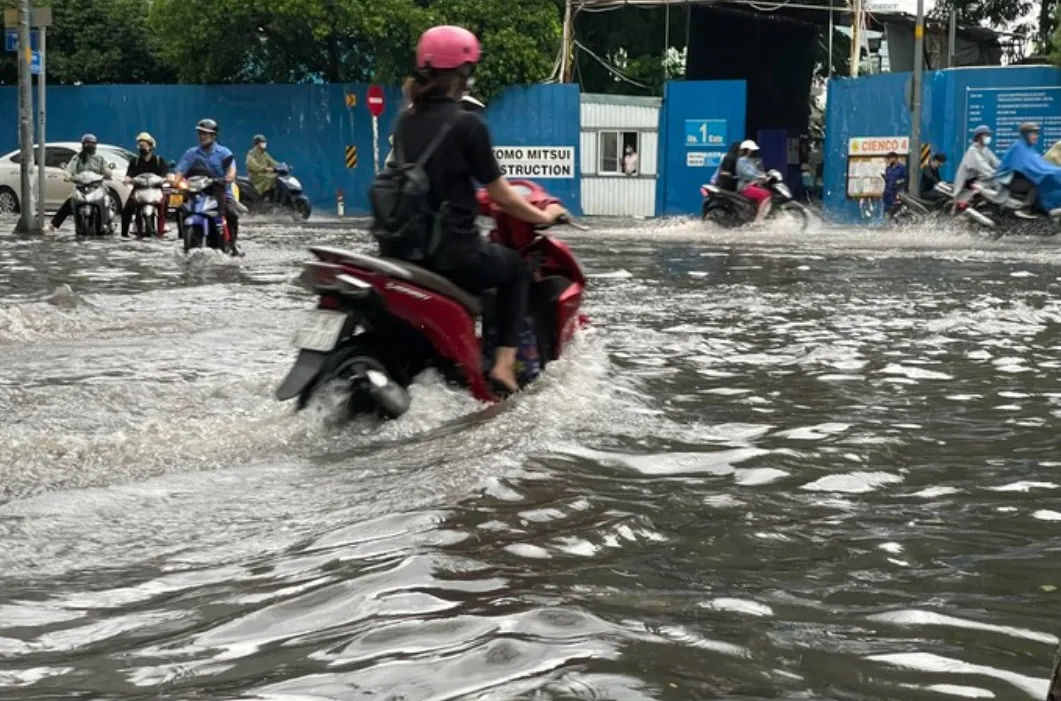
[598,131,640,174]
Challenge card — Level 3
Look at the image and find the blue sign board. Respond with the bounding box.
[4,29,39,53]
[30,50,40,75]
[684,119,727,148]
[965,87,1061,155]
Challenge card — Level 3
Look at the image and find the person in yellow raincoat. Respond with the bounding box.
[1045,139,1061,167]
[245,134,279,199]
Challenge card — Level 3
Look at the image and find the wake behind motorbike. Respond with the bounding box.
[130,173,166,238]
[275,179,588,422]
[236,163,311,221]
[69,171,117,237]
[701,169,810,231]
[964,179,1061,237]
[175,175,249,254]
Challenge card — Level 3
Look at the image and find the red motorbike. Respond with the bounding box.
[276,179,588,420]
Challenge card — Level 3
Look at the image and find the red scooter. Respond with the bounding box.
[276,179,588,420]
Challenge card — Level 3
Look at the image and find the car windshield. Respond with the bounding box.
[99,147,135,166]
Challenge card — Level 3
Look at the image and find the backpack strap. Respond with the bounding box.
[415,120,456,167]
[392,110,458,167]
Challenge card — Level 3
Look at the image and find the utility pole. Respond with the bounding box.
[947,9,956,68]
[849,0,862,77]
[908,0,925,196]
[560,0,575,82]
[4,4,49,234]
[13,0,34,233]
[36,24,46,231]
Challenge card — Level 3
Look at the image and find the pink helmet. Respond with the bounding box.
[416,25,481,71]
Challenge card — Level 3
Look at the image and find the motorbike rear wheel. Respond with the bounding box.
[298,342,409,423]
[704,203,742,229]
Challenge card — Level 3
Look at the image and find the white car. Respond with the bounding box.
[0,142,136,218]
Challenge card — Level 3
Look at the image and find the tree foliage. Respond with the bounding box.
[0,0,558,99]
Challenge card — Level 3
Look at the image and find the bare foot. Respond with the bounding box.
[488,366,519,393]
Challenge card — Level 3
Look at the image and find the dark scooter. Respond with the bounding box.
[236,163,311,221]
[701,169,810,231]
[275,179,588,422]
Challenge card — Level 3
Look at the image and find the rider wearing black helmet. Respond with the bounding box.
[48,133,113,233]
[174,118,242,255]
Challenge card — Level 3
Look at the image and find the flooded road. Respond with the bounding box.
[1,216,1060,700]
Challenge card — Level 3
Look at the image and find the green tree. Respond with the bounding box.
[429,0,561,100]
[148,0,559,98]
[0,0,173,84]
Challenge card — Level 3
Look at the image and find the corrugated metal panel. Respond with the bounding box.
[580,101,661,130]
[581,176,656,217]
[640,131,659,177]
[580,131,598,175]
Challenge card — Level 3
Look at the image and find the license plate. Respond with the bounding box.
[168,193,183,208]
[293,309,347,351]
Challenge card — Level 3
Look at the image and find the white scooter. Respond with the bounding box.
[68,166,116,237]
[130,173,166,237]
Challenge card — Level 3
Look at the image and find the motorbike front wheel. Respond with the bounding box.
[183,223,203,253]
[776,202,810,232]
[292,199,311,221]
[74,211,95,237]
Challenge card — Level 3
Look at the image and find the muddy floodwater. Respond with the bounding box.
[1,216,1060,700]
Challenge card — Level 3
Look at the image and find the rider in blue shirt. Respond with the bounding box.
[174,118,242,255]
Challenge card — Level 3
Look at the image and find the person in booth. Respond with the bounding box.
[386,24,568,395]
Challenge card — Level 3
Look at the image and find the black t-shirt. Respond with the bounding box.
[393,96,502,250]
[127,153,169,178]
[717,150,739,191]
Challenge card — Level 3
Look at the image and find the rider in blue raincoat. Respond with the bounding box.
[997,122,1061,215]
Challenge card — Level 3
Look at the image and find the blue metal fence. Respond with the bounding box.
[823,65,1061,224]
[657,80,747,216]
[0,82,582,214]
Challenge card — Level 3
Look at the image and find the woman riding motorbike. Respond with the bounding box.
[121,132,169,238]
[389,24,568,394]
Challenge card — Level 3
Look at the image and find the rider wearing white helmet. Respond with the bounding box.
[121,131,169,237]
[736,139,771,224]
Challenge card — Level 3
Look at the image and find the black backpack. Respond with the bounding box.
[368,116,455,262]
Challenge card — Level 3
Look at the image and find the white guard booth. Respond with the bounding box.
[579,93,660,217]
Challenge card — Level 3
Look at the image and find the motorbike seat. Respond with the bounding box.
[307,246,481,315]
[379,258,482,315]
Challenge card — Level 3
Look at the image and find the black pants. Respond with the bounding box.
[211,182,239,249]
[51,199,73,228]
[121,196,164,236]
[436,243,529,348]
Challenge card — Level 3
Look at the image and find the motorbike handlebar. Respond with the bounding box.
[534,215,588,232]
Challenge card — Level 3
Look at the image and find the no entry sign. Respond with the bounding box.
[367,85,384,117]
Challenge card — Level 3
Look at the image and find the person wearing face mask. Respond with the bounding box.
[48,134,113,233]
[246,135,279,201]
[120,132,169,238]
[952,125,1000,207]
